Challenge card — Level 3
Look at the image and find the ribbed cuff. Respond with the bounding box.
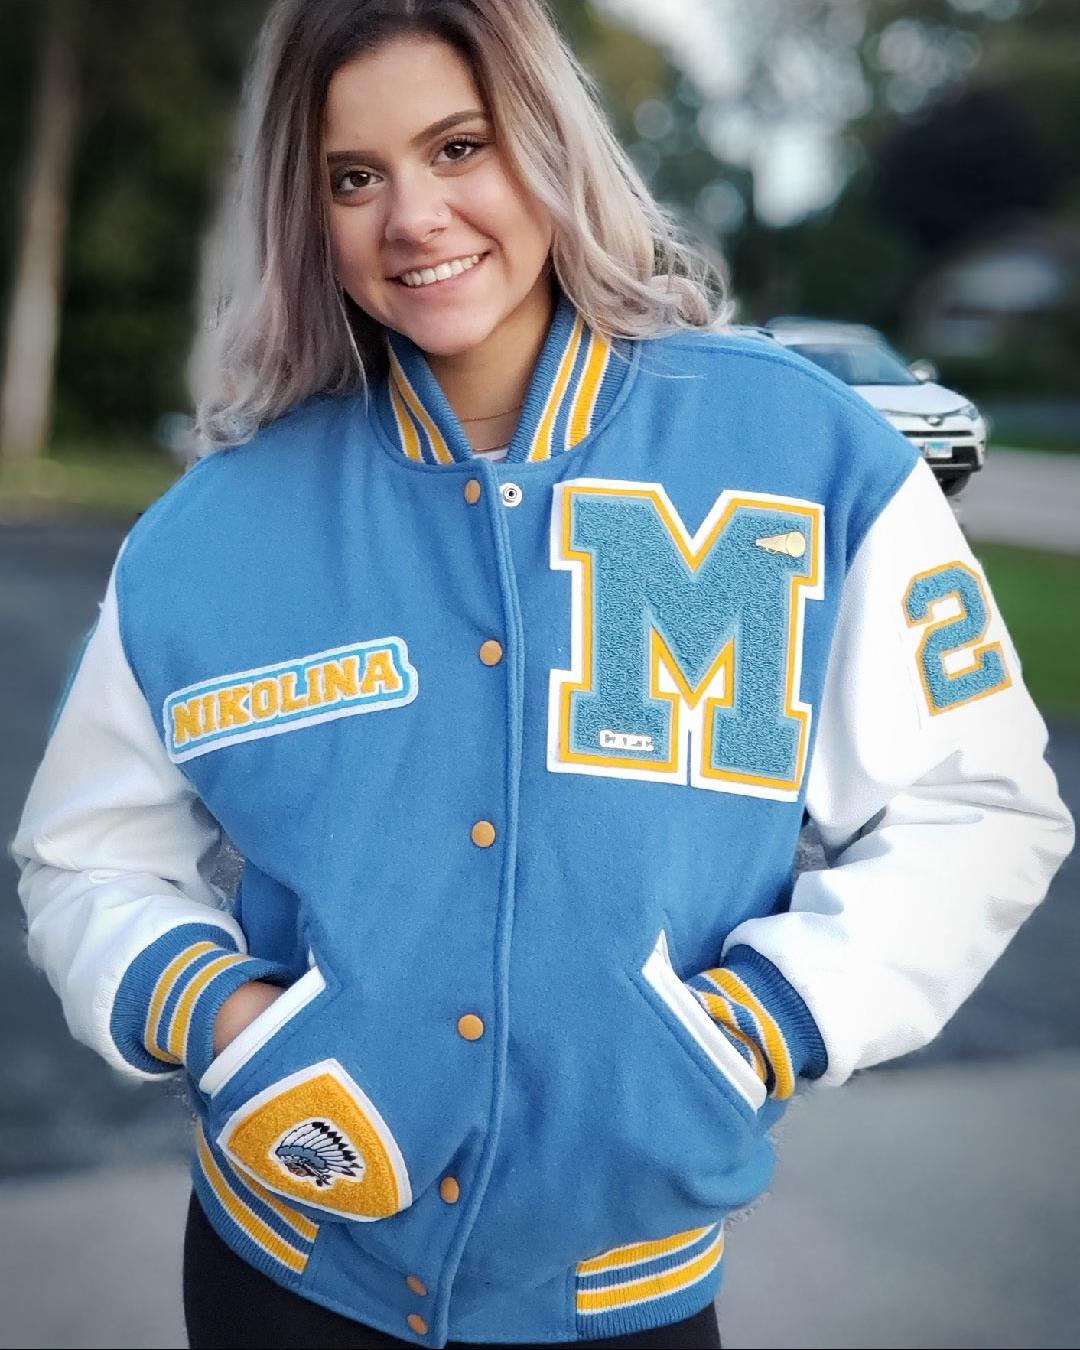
[109,922,290,1081]
[684,944,827,1098]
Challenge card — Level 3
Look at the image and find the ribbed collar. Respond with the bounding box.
[374,290,630,466]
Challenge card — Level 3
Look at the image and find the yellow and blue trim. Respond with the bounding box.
[193,1120,319,1279]
[377,291,627,466]
[685,945,827,1097]
[574,1223,725,1338]
[109,922,290,1080]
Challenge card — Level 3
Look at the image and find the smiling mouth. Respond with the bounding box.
[393,252,488,288]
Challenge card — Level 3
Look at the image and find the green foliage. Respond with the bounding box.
[1,0,268,442]
[975,542,1080,716]
[0,439,181,520]
[3,0,1079,445]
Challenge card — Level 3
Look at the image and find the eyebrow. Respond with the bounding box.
[325,110,489,167]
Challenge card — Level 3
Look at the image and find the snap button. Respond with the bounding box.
[407,1313,429,1335]
[500,481,522,508]
[406,1274,428,1296]
[464,478,481,505]
[457,1013,485,1040]
[479,639,503,667]
[471,820,496,848]
[440,1176,461,1204]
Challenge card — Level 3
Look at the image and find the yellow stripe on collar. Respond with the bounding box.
[529,314,585,462]
[388,379,424,463]
[388,347,454,465]
[567,328,613,448]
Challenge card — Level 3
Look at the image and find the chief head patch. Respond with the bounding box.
[273,1118,365,1188]
[217,1059,412,1221]
[163,637,418,763]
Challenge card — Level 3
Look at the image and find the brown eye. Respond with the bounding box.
[438,135,486,164]
[332,168,375,197]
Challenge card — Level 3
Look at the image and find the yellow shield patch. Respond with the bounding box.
[216,1059,412,1220]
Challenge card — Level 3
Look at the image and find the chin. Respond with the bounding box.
[398,311,502,359]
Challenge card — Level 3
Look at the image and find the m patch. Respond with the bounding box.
[548,479,824,800]
[164,637,418,762]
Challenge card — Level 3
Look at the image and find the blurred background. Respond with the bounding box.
[1,1,1077,1347]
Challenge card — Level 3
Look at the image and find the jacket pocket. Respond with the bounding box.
[201,954,414,1225]
[199,958,328,1099]
[634,927,767,1115]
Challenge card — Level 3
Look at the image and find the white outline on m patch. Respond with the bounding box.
[163,637,419,763]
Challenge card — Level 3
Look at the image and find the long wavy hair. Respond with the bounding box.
[189,0,732,451]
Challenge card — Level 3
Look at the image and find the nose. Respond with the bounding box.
[383,169,448,247]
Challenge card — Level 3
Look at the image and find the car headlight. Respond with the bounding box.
[958,403,980,421]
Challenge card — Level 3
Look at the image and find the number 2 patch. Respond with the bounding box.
[903,561,1012,714]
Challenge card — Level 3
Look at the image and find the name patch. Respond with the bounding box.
[163,637,418,762]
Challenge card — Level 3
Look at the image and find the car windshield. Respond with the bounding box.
[786,342,919,386]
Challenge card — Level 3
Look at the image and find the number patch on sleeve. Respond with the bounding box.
[903,561,1011,714]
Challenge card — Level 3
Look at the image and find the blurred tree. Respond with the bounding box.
[873,83,1055,253]
[0,0,268,450]
[2,0,1076,447]
[0,0,82,466]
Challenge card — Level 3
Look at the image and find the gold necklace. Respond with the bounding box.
[460,401,524,423]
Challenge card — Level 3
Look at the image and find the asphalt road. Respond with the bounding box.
[1,512,1077,1180]
[958,447,1080,553]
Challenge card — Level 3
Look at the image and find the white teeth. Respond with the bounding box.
[399,254,482,288]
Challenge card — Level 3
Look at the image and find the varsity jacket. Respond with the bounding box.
[11,292,1073,1346]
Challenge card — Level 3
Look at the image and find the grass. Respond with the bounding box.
[990,437,1079,457]
[972,543,1080,718]
[1,444,1076,717]
[0,442,182,520]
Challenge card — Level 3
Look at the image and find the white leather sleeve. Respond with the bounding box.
[8,538,250,1079]
[721,457,1075,1086]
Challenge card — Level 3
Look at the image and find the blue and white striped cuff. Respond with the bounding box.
[109,922,289,1082]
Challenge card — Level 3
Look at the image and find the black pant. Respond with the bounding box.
[184,1192,722,1349]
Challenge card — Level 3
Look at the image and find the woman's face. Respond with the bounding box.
[322,35,555,361]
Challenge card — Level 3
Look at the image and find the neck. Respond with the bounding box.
[426,273,556,451]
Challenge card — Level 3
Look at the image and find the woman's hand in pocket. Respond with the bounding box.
[212,980,285,1056]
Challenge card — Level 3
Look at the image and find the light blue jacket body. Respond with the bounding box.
[16,291,1073,1346]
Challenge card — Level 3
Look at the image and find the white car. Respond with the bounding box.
[763,320,987,497]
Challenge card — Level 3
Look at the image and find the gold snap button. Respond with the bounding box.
[471,820,496,848]
[440,1176,461,1204]
[406,1274,428,1296]
[407,1312,429,1334]
[464,478,482,505]
[479,639,504,667]
[500,482,522,508]
[457,1013,485,1040]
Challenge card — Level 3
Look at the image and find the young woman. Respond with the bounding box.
[11,2,1073,1348]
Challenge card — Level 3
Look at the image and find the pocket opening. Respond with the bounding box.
[199,963,327,1099]
[639,929,767,1112]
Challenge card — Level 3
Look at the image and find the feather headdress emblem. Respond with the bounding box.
[273,1118,366,1188]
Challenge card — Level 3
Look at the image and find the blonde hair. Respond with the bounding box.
[190,0,731,451]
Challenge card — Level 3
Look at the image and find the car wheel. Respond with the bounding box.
[938,471,972,498]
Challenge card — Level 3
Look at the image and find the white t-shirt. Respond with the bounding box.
[473,443,509,462]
